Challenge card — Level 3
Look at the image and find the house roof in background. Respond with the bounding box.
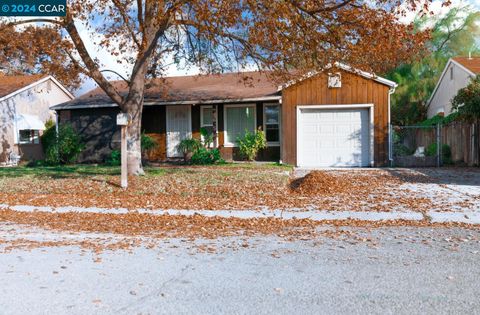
[427,57,480,106]
[53,71,281,110]
[0,74,74,102]
[0,74,47,99]
[451,57,480,75]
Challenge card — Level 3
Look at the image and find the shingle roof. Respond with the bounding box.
[452,57,480,74]
[0,74,47,99]
[55,71,280,109]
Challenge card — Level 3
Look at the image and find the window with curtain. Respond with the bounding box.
[264,105,280,144]
[224,105,256,145]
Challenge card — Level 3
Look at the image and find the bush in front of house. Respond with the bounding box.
[237,128,267,161]
[106,150,121,166]
[105,134,158,166]
[200,127,214,148]
[141,133,158,153]
[41,123,85,165]
[178,137,223,165]
[178,138,202,162]
[190,147,223,165]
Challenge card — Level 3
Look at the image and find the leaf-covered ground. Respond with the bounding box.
[0,164,478,213]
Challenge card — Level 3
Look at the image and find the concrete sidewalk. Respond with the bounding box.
[1,203,480,224]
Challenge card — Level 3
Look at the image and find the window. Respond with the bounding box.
[19,130,40,144]
[200,106,216,147]
[263,105,280,145]
[224,104,256,146]
[201,106,214,135]
[450,67,454,80]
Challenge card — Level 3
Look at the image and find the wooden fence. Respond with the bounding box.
[392,121,479,167]
[441,122,479,166]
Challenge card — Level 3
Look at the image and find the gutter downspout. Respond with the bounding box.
[388,87,396,166]
[54,111,59,135]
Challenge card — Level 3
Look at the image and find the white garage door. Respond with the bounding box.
[297,108,371,167]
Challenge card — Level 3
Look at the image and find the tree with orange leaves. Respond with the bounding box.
[0,25,82,89]
[2,0,439,175]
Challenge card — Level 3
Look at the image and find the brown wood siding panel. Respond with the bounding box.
[144,133,166,161]
[143,106,167,161]
[281,71,391,166]
[373,83,380,164]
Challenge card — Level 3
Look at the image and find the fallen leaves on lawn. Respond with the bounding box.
[0,167,477,214]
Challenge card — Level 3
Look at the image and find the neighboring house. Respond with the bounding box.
[53,65,397,167]
[0,74,74,162]
[427,57,480,118]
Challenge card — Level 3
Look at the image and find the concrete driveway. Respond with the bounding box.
[294,167,480,215]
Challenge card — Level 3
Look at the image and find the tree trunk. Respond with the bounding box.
[124,98,145,175]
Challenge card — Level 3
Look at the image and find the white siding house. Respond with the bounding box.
[0,75,74,162]
[427,57,480,118]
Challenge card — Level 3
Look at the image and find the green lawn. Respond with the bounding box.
[0,162,292,179]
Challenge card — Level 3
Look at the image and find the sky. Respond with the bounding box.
[22,0,480,95]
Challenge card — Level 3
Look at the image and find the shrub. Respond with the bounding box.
[106,150,121,166]
[178,136,223,165]
[419,112,460,126]
[41,123,84,165]
[141,133,158,153]
[237,128,267,161]
[442,144,453,165]
[425,143,453,164]
[200,127,214,148]
[394,144,413,157]
[425,143,438,157]
[191,147,223,165]
[178,138,202,162]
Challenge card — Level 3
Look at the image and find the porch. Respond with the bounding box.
[142,101,282,163]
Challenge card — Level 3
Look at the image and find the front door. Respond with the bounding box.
[166,105,192,158]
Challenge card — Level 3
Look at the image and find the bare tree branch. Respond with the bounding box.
[63,14,124,106]
[111,0,142,49]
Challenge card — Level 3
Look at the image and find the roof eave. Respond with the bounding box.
[52,95,282,110]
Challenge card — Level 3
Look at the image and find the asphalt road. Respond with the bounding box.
[1,226,480,315]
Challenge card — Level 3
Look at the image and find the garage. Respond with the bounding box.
[280,67,397,167]
[296,105,373,167]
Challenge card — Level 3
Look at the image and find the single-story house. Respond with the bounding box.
[427,56,480,118]
[0,74,74,162]
[52,64,397,167]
